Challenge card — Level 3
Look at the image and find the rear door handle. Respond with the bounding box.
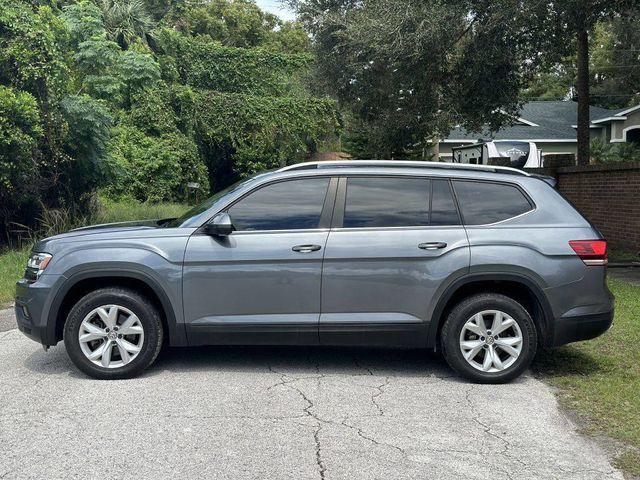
[292,244,322,253]
[418,242,447,250]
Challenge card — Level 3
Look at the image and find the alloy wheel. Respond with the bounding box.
[458,310,523,373]
[78,305,144,369]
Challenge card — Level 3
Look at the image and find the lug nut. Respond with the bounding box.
[118,334,123,339]
[105,328,110,332]
[480,336,485,341]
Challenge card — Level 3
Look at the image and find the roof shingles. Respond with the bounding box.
[447,101,615,141]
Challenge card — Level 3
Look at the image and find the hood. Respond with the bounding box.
[71,219,161,232]
[33,219,164,250]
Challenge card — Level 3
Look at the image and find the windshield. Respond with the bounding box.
[166,177,255,228]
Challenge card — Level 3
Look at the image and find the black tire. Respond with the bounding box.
[441,293,537,384]
[64,287,164,380]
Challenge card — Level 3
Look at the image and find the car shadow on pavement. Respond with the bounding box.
[531,346,602,378]
[151,345,456,379]
[22,342,462,380]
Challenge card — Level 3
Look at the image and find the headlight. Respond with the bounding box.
[26,253,53,280]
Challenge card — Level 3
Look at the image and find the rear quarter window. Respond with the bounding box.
[452,180,533,225]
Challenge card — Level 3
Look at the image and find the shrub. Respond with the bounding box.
[0,86,43,240]
[106,125,208,202]
[591,139,640,164]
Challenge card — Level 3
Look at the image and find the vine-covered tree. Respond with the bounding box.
[0,0,110,241]
[0,0,339,244]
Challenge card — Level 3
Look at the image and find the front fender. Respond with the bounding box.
[45,242,187,346]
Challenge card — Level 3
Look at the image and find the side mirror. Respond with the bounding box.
[204,213,235,236]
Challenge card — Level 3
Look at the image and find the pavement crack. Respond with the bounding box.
[464,384,525,479]
[266,366,318,392]
[341,417,406,456]
[313,424,326,480]
[293,380,327,480]
[370,377,389,416]
[268,365,405,464]
[269,365,327,480]
[352,356,374,375]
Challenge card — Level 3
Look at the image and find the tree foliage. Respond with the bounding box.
[290,0,565,158]
[0,86,43,232]
[169,0,310,53]
[195,91,339,187]
[0,0,338,243]
[107,126,208,202]
[173,38,311,95]
[290,0,638,160]
[99,0,155,48]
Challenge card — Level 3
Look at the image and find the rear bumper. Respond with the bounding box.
[552,309,614,346]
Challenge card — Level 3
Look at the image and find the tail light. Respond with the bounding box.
[569,240,608,266]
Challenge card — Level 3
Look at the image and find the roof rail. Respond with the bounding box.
[277,160,531,177]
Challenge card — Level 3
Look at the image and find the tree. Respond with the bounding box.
[0,0,339,243]
[289,0,559,158]
[521,8,640,108]
[591,12,640,108]
[99,0,155,49]
[545,1,631,165]
[291,0,637,163]
[168,0,310,53]
[0,0,75,240]
[0,86,42,238]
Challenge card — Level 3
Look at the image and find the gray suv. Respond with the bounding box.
[15,161,614,383]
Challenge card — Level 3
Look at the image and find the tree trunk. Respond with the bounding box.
[431,137,440,161]
[576,22,590,166]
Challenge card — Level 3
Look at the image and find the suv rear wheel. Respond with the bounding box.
[441,293,537,383]
[64,287,164,379]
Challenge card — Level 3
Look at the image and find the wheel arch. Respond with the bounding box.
[48,270,186,347]
[427,273,554,349]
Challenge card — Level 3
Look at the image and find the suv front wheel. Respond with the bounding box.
[64,287,164,379]
[441,293,537,384]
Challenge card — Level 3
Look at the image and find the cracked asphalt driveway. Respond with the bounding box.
[0,311,622,480]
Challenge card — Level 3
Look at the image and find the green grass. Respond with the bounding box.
[93,197,188,224]
[0,246,31,305]
[0,198,188,307]
[608,248,639,263]
[534,278,640,476]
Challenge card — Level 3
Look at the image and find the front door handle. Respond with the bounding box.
[292,244,322,253]
[418,242,447,250]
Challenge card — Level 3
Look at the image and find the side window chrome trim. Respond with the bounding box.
[331,225,464,232]
[230,228,331,235]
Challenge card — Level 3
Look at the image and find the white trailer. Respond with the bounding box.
[451,140,542,169]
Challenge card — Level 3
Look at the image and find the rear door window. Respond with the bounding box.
[452,180,533,225]
[344,177,430,228]
[431,179,460,225]
[342,177,461,228]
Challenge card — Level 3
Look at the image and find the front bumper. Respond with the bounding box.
[15,275,61,346]
[552,309,614,346]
